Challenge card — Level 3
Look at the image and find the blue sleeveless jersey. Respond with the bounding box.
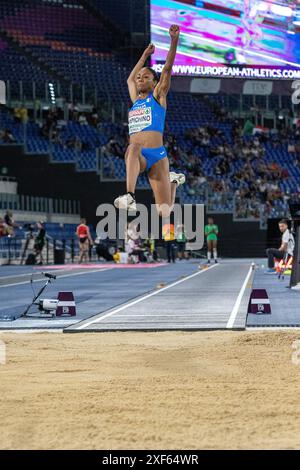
[128,92,166,135]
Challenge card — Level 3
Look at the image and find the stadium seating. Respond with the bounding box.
[2,90,300,211]
[0,39,50,98]
[89,0,142,33]
[1,0,299,218]
[0,0,114,51]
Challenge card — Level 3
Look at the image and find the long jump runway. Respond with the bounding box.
[65,260,253,332]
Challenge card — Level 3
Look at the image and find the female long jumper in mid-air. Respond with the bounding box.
[114,24,185,217]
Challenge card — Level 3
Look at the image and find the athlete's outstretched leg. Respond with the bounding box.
[148,158,172,217]
[125,144,146,193]
[114,144,147,210]
[148,158,185,217]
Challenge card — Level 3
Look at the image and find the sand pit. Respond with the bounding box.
[1,330,300,449]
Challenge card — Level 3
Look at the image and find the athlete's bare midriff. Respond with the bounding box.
[129,130,163,148]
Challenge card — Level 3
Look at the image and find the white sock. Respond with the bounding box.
[213,249,217,260]
[207,252,211,260]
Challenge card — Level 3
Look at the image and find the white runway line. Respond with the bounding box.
[226,265,253,329]
[76,264,220,330]
[246,327,300,331]
[0,272,42,279]
[0,329,64,333]
[0,267,113,288]
[107,314,229,317]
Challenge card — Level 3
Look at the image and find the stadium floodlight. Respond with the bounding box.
[48,83,56,104]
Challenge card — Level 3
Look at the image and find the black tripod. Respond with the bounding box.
[21,272,57,318]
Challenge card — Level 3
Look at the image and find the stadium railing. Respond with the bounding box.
[0,193,80,216]
[0,236,100,266]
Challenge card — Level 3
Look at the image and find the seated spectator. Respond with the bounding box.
[288,142,296,157]
[91,108,99,128]
[1,129,16,143]
[101,138,123,158]
[79,114,88,125]
[266,219,295,273]
[4,210,17,235]
[14,107,22,123]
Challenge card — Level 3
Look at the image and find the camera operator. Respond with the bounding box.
[34,221,46,265]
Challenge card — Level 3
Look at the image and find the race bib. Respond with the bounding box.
[128,106,152,134]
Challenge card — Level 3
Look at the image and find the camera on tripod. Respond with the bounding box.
[37,298,59,314]
[21,272,76,318]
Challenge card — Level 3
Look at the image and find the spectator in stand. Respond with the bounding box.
[91,107,100,128]
[4,210,17,236]
[13,105,28,124]
[2,99,299,221]
[79,113,88,125]
[13,107,22,123]
[101,137,123,159]
[68,102,79,121]
[74,137,83,152]
[0,129,16,143]
[50,128,63,146]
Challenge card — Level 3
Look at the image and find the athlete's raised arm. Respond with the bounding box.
[127,43,155,103]
[154,24,179,107]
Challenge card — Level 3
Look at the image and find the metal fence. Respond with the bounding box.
[4,80,127,123]
[0,193,80,215]
[0,236,101,265]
